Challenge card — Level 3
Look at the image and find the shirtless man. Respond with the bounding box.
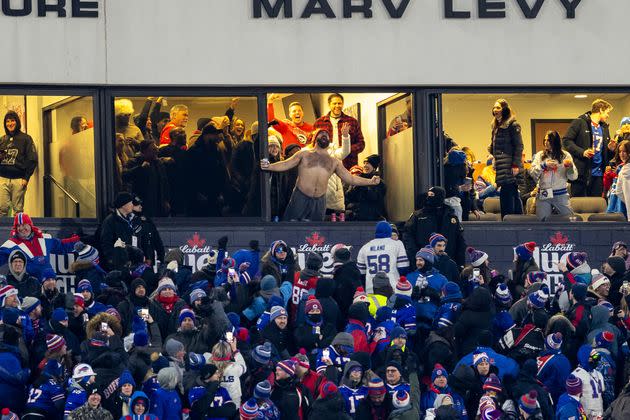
[261,129,380,221]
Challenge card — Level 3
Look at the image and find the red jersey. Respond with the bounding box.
[290,272,318,323]
[267,103,314,149]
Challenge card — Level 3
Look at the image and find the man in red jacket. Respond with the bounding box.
[267,94,314,149]
[344,302,370,353]
[295,352,327,400]
[313,93,365,169]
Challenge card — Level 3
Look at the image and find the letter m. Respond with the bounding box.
[253,0,292,18]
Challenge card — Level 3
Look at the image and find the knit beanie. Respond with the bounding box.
[390,326,407,340]
[473,351,490,367]
[483,374,502,393]
[74,241,99,264]
[429,233,447,248]
[90,331,109,347]
[528,289,548,309]
[566,252,587,271]
[189,289,207,304]
[114,191,134,208]
[566,374,582,396]
[525,271,546,287]
[227,312,240,330]
[254,380,272,400]
[119,369,136,387]
[239,398,260,419]
[519,390,538,414]
[40,267,57,283]
[46,334,66,353]
[591,274,610,291]
[375,221,393,239]
[416,247,435,264]
[52,308,68,322]
[392,390,410,408]
[467,247,488,267]
[395,277,413,297]
[188,352,206,369]
[372,273,391,292]
[164,338,185,357]
[21,296,40,314]
[353,287,368,304]
[494,283,512,306]
[261,275,276,292]
[595,331,614,348]
[545,332,563,351]
[270,306,287,322]
[156,277,177,295]
[442,281,461,297]
[178,308,196,325]
[76,279,93,293]
[331,332,354,348]
[295,352,310,369]
[599,301,614,316]
[320,381,338,399]
[150,353,169,374]
[304,295,322,314]
[432,364,448,382]
[277,359,296,377]
[515,242,536,261]
[368,377,386,396]
[252,342,272,365]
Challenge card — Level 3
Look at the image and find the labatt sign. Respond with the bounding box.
[180,232,216,271]
[294,231,350,276]
[531,231,576,292]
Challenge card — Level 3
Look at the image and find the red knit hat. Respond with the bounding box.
[304,295,322,314]
[395,277,412,297]
[353,287,368,304]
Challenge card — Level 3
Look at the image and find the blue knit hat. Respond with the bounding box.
[252,342,272,365]
[254,380,272,399]
[270,306,287,322]
[528,289,548,309]
[494,283,512,306]
[429,233,447,248]
[375,221,393,239]
[571,283,588,301]
[525,271,546,287]
[545,332,563,350]
[178,308,195,325]
[119,369,136,387]
[391,326,407,340]
[467,247,488,267]
[473,351,490,367]
[442,281,461,298]
[21,297,40,314]
[189,289,206,304]
[515,242,536,261]
[431,364,448,382]
[227,312,241,330]
[240,398,260,419]
[52,308,68,322]
[76,279,92,293]
[415,246,435,264]
[40,267,57,283]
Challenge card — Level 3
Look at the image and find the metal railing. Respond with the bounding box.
[44,174,80,217]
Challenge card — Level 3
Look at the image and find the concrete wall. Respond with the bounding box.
[0,1,628,85]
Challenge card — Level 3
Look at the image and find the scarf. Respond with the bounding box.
[156,294,179,314]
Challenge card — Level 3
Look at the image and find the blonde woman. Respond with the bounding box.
[211,339,247,407]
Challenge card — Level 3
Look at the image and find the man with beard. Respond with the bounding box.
[261,129,380,222]
[6,249,39,298]
[403,186,466,267]
[39,268,66,318]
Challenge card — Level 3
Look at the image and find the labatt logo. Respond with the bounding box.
[532,231,576,292]
[179,232,216,271]
[295,232,350,276]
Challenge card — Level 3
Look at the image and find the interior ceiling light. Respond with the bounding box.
[574,94,588,99]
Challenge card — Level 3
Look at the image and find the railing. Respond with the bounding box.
[44,174,80,217]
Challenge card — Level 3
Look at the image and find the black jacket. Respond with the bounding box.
[271,378,313,420]
[0,112,37,180]
[562,112,612,181]
[355,392,393,420]
[314,277,341,328]
[99,211,137,270]
[345,172,387,221]
[263,322,294,360]
[453,287,495,358]
[7,271,40,299]
[122,156,170,217]
[133,213,165,264]
[310,394,351,420]
[158,144,189,216]
[332,262,362,328]
[489,117,523,186]
[403,205,466,267]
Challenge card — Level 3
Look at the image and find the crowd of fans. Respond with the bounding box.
[113,94,387,222]
[1,187,630,419]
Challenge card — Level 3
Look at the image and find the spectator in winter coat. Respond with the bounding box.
[609,240,630,272]
[294,352,327,401]
[310,382,352,419]
[69,385,114,420]
[260,240,299,286]
[6,249,39,299]
[331,244,362,325]
[367,272,393,318]
[39,268,67,319]
[421,365,467,418]
[587,304,621,359]
[355,377,393,420]
[76,279,107,318]
[151,277,186,338]
[345,154,387,221]
[22,359,66,419]
[455,331,519,383]
[556,375,588,420]
[103,370,136,419]
[290,251,321,323]
[391,278,416,336]
[117,278,161,336]
[0,325,30,414]
[430,233,460,284]
[263,306,294,360]
[433,282,463,330]
[566,283,593,355]
[601,256,626,308]
[591,331,617,408]
[122,391,158,420]
[314,275,340,328]
[509,359,554,420]
[294,296,336,359]
[187,364,238,420]
[345,303,370,354]
[271,359,313,420]
[562,99,614,198]
[99,192,139,270]
[316,332,355,383]
[150,367,181,420]
[243,275,288,322]
[572,345,605,418]
[338,360,368,416]
[403,186,466,267]
[603,379,630,419]
[509,242,539,298]
[70,242,106,297]
[498,305,546,364]
[422,327,457,375]
[488,99,524,217]
[536,332,571,403]
[453,287,494,358]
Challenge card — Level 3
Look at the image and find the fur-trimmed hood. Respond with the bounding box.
[70,260,97,274]
[85,312,122,339]
[545,313,576,335]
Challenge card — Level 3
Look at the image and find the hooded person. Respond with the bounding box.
[244,274,289,323]
[5,249,39,299]
[260,240,299,286]
[603,255,626,307]
[0,212,79,280]
[150,367,182,420]
[330,243,362,326]
[367,272,394,317]
[313,274,340,328]
[344,302,370,353]
[338,360,368,416]
[0,111,37,217]
[316,332,355,383]
[586,304,621,359]
[590,330,616,408]
[124,391,159,420]
[403,186,466,267]
[70,241,106,297]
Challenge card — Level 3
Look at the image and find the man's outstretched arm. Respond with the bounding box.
[260,151,302,172]
[335,160,380,186]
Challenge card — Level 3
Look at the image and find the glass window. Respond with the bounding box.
[113,96,259,217]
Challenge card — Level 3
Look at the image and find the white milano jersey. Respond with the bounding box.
[357,238,409,293]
